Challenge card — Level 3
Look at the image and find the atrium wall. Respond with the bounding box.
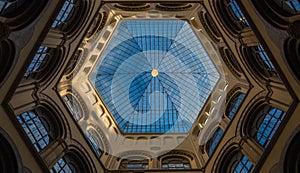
[0,0,299,173]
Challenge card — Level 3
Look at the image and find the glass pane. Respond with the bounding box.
[274,0,300,14]
[226,93,245,119]
[52,0,78,29]
[24,46,49,78]
[62,94,82,121]
[255,107,286,147]
[227,0,249,29]
[50,157,74,173]
[17,110,51,152]
[162,157,191,169]
[206,128,224,156]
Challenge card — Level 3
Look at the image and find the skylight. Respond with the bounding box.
[90,19,219,133]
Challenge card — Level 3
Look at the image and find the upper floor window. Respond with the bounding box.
[62,94,83,121]
[246,45,278,78]
[64,49,82,75]
[119,159,149,170]
[206,128,224,156]
[162,156,191,169]
[52,0,78,31]
[50,155,78,173]
[24,46,54,78]
[17,108,54,152]
[274,0,300,14]
[0,0,24,16]
[226,93,245,119]
[250,106,286,148]
[222,151,254,173]
[225,0,249,30]
[86,130,103,157]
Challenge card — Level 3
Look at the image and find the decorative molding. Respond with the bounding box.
[115,3,151,11]
[156,3,193,11]
[198,11,221,43]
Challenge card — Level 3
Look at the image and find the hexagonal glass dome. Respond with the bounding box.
[90,19,219,133]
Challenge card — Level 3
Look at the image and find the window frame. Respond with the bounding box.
[250,105,286,148]
[161,156,191,169]
[16,108,54,152]
[226,92,245,119]
[205,128,224,156]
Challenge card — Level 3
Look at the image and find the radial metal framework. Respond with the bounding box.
[90,19,219,133]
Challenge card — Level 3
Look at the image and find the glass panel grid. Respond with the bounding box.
[254,45,278,77]
[227,0,250,29]
[0,1,15,14]
[24,46,49,78]
[254,107,286,147]
[90,20,219,133]
[233,155,254,173]
[87,132,102,157]
[275,0,300,14]
[52,0,78,29]
[162,157,191,169]
[17,110,51,152]
[63,94,82,121]
[226,93,245,119]
[120,160,149,170]
[50,157,73,173]
[206,128,224,156]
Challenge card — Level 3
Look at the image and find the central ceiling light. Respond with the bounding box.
[151,69,159,77]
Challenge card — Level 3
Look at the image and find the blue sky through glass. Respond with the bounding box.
[285,0,300,13]
[17,110,50,152]
[256,108,286,147]
[207,128,223,156]
[234,155,254,173]
[229,1,250,27]
[90,19,219,133]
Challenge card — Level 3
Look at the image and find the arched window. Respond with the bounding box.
[86,130,103,157]
[219,0,249,33]
[51,0,79,31]
[115,3,150,11]
[161,156,191,169]
[204,12,221,38]
[62,94,83,121]
[0,130,20,173]
[16,108,55,152]
[64,49,82,75]
[250,106,286,148]
[24,46,55,79]
[206,128,224,156]
[222,151,254,173]
[226,93,245,119]
[0,0,25,16]
[50,154,81,173]
[245,45,278,78]
[119,159,149,170]
[284,131,300,173]
[199,11,221,42]
[273,0,300,15]
[220,48,242,77]
[156,3,192,11]
[85,12,107,40]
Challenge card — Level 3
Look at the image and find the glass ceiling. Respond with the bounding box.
[90,19,219,133]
